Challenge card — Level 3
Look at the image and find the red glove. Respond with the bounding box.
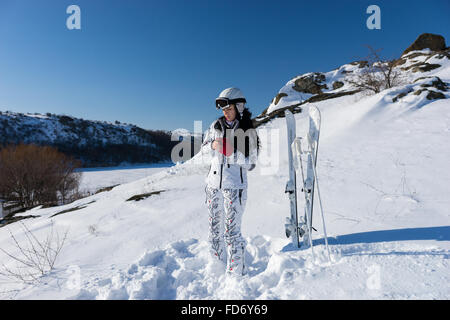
[216,138,233,157]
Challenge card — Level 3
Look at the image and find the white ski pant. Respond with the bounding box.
[205,186,247,275]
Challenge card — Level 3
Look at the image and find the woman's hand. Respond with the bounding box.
[212,138,233,156]
[212,139,220,150]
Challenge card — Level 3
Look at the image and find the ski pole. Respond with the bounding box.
[310,150,331,263]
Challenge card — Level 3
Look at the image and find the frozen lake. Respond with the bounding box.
[76,162,174,194]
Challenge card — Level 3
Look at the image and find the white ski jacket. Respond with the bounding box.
[202,117,258,189]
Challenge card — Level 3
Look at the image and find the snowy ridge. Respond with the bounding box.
[1,49,449,299]
[263,47,450,116]
[0,111,154,146]
[0,111,173,166]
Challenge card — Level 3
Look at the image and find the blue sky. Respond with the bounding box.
[0,0,449,131]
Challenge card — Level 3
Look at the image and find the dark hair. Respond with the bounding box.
[236,108,255,131]
[233,106,261,156]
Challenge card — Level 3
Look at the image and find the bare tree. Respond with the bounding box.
[0,221,68,284]
[348,45,404,94]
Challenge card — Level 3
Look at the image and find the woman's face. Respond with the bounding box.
[222,104,236,121]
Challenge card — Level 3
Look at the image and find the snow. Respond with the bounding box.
[1,54,449,300]
[265,48,450,117]
[401,48,432,58]
[77,163,173,194]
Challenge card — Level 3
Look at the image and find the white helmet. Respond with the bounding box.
[216,87,246,114]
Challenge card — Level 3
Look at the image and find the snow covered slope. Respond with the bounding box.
[256,46,449,127]
[1,51,449,300]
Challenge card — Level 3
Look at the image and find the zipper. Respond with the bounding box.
[239,189,242,205]
[219,164,223,189]
[240,167,243,184]
[220,121,226,189]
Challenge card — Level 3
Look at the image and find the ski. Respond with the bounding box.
[291,105,321,248]
[303,105,321,245]
[284,109,300,247]
[294,105,331,261]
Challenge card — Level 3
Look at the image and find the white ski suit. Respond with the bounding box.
[202,116,258,276]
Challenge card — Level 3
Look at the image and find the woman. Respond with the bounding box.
[201,87,259,276]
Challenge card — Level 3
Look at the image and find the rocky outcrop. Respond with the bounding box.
[273,92,288,105]
[292,73,328,94]
[306,89,361,103]
[402,33,447,56]
[402,61,441,73]
[254,89,361,128]
[392,76,448,103]
[332,81,344,90]
[416,76,448,91]
[392,89,414,102]
[253,104,302,128]
[349,60,369,68]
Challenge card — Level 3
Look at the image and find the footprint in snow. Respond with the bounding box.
[73,236,326,300]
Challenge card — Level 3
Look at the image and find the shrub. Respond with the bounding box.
[0,143,82,208]
[0,221,68,284]
[348,45,404,94]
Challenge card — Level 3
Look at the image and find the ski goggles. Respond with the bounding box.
[215,97,246,110]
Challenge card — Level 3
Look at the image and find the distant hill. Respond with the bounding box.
[0,111,177,167]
